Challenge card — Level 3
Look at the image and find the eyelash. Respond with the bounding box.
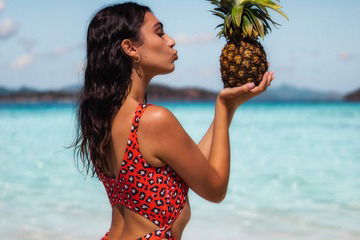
[158,32,165,37]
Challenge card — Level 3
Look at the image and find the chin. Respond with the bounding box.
[158,64,175,75]
[168,63,175,73]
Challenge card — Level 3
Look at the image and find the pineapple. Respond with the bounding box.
[208,0,288,87]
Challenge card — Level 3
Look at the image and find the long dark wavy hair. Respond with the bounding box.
[71,2,151,178]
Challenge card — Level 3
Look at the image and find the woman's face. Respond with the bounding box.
[136,12,178,77]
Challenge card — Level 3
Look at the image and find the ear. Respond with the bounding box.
[121,39,138,59]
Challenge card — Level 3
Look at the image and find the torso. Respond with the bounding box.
[103,101,191,240]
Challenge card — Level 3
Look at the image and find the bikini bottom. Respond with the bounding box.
[100,224,176,240]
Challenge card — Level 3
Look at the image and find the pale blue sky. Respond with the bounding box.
[0,0,359,94]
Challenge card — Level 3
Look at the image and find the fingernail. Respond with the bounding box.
[248,82,255,88]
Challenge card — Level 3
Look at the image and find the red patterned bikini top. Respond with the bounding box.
[96,102,189,239]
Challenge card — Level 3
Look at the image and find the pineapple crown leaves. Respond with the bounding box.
[207,0,289,40]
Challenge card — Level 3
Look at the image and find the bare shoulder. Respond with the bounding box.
[138,104,188,165]
[139,104,189,159]
[139,104,223,202]
[141,105,181,130]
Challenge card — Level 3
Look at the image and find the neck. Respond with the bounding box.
[126,66,152,104]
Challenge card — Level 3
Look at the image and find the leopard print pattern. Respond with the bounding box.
[97,103,189,239]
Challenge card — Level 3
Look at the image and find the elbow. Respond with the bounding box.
[203,170,228,203]
[206,185,227,203]
[211,190,227,203]
[206,174,228,203]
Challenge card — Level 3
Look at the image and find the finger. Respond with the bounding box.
[221,82,254,97]
[249,72,270,94]
[265,75,270,89]
[269,71,274,80]
[230,82,255,95]
[256,72,269,90]
[267,72,273,86]
[269,72,275,85]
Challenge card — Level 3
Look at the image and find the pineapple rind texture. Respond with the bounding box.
[220,38,268,88]
[207,0,287,88]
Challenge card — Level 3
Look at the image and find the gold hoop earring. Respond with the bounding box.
[133,55,140,63]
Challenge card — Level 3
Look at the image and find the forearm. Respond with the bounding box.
[197,119,214,159]
[197,103,236,160]
[208,98,236,194]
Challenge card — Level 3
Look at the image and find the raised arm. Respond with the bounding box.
[142,72,274,203]
[197,71,275,160]
[197,108,236,160]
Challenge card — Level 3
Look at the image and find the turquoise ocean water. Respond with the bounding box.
[0,102,359,239]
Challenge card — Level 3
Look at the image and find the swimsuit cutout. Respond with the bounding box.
[96,103,189,240]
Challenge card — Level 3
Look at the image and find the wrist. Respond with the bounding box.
[216,96,237,114]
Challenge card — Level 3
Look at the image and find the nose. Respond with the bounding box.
[167,35,176,48]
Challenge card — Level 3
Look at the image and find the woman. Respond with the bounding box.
[73,2,274,240]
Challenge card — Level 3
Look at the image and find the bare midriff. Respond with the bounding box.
[107,197,191,240]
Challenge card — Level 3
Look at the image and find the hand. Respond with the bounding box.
[217,71,275,110]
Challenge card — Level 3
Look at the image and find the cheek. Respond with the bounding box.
[141,38,168,61]
[138,37,174,73]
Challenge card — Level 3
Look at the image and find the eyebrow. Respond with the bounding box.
[153,22,163,29]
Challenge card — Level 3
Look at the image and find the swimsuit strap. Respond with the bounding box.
[95,102,152,179]
[132,102,153,130]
